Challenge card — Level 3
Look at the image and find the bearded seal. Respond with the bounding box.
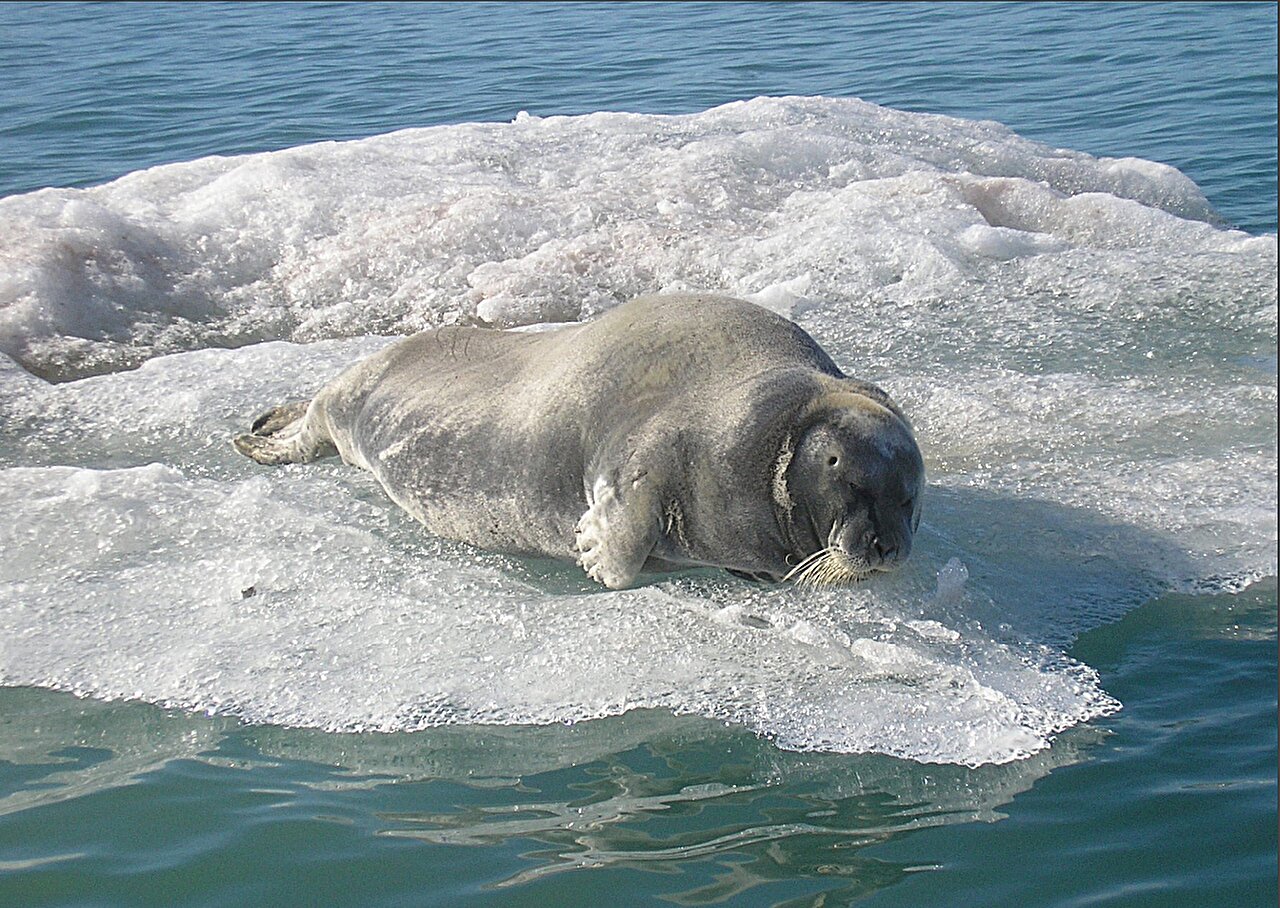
[234,294,924,589]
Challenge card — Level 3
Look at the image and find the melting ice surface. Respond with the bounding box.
[0,97,1275,766]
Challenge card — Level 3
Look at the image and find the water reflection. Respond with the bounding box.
[360,715,1102,899]
[1,688,1105,904]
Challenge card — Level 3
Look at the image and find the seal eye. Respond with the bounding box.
[827,455,839,467]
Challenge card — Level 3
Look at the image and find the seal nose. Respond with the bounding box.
[834,523,895,564]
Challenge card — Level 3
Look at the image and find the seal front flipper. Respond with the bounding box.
[574,472,662,589]
[233,399,337,465]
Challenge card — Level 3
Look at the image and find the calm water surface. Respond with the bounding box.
[1,1,1275,232]
[0,3,1276,907]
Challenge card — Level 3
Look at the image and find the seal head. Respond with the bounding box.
[778,391,924,586]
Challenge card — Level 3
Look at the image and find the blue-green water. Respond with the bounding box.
[2,1,1276,233]
[1,3,1276,906]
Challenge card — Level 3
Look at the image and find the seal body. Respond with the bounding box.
[235,294,924,588]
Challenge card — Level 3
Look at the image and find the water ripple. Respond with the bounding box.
[0,3,1273,231]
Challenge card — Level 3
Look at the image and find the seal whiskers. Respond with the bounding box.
[782,547,867,588]
[782,548,829,583]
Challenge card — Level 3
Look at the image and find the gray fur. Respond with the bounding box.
[234,294,924,588]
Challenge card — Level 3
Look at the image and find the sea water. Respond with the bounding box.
[0,3,1275,907]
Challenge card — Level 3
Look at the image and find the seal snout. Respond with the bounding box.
[872,536,900,565]
[831,520,906,573]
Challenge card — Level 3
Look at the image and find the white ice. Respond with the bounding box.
[0,97,1274,766]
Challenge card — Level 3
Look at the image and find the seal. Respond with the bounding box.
[234,294,924,589]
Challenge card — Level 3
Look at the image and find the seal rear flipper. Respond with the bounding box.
[250,400,311,436]
[233,399,336,465]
